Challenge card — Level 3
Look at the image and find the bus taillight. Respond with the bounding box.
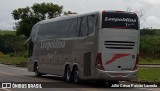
[133,54,139,70]
[96,53,104,70]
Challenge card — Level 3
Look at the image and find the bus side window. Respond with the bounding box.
[59,20,70,38]
[68,18,77,37]
[77,16,88,37]
[87,15,97,35]
[28,40,34,57]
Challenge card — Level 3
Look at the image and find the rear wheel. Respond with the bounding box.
[73,67,79,83]
[64,66,71,82]
[34,63,41,77]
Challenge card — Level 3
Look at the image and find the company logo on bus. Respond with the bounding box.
[40,40,65,50]
[105,17,136,23]
[102,12,138,30]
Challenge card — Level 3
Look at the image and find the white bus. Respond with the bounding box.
[26,10,140,85]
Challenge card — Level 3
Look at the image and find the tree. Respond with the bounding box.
[126,7,145,24]
[140,28,156,36]
[63,11,77,15]
[12,2,64,37]
[0,34,26,54]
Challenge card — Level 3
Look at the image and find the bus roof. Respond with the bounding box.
[37,10,138,25]
[38,11,100,24]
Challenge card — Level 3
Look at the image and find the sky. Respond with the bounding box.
[0,0,160,30]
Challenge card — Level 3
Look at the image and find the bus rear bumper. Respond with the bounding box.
[95,69,138,81]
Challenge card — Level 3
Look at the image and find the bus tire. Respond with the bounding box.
[34,63,41,77]
[64,66,71,82]
[73,67,79,83]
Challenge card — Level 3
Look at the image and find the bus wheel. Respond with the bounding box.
[64,66,71,82]
[73,67,79,83]
[34,63,41,77]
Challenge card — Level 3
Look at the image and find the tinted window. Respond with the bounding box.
[68,18,78,37]
[77,16,93,37]
[38,20,71,40]
[102,12,139,30]
[88,15,97,35]
[59,20,70,38]
[81,16,88,36]
[38,22,60,40]
[37,14,97,40]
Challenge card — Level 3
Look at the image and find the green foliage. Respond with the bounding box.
[140,28,156,36]
[138,68,160,82]
[12,2,63,37]
[64,11,77,15]
[140,29,160,58]
[9,53,14,57]
[140,35,160,58]
[0,33,27,54]
[0,30,16,35]
[23,51,28,58]
[0,55,28,67]
[139,57,160,64]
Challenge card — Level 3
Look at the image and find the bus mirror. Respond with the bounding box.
[24,38,31,49]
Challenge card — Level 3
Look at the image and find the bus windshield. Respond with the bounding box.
[102,11,139,30]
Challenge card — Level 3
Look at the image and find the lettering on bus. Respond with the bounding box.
[105,17,136,23]
[102,12,138,30]
[40,40,65,50]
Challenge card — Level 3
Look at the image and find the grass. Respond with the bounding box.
[138,68,160,82]
[139,57,160,64]
[0,54,28,67]
[0,30,16,35]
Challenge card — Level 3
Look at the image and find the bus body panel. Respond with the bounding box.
[101,28,139,71]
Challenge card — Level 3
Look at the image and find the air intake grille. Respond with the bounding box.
[104,41,135,49]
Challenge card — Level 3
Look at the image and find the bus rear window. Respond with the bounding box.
[102,12,139,30]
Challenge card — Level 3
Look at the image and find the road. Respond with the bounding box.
[0,64,159,91]
[139,64,160,68]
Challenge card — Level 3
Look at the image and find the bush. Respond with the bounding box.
[0,52,4,56]
[9,53,14,57]
[23,52,28,58]
[140,36,160,58]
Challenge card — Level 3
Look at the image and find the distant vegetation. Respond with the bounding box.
[140,28,160,58]
[0,30,27,55]
[0,2,77,67]
[0,30,16,35]
[12,2,77,37]
[138,68,160,82]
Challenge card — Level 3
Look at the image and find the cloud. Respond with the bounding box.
[0,0,160,30]
[143,16,160,29]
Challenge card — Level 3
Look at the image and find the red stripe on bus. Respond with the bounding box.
[105,54,129,64]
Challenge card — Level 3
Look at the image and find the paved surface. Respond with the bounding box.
[0,64,159,91]
[139,65,160,68]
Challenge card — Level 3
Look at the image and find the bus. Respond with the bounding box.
[26,10,140,85]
